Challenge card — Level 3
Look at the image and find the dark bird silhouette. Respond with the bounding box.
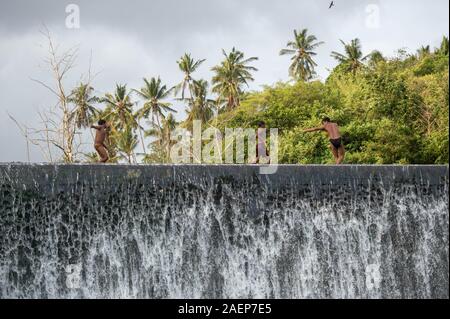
[329,1,335,9]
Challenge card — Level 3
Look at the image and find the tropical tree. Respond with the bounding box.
[436,36,449,55]
[133,77,176,129]
[99,84,139,160]
[144,113,178,163]
[101,84,136,129]
[116,126,139,164]
[417,45,431,58]
[211,48,258,111]
[368,50,385,67]
[175,53,206,99]
[331,38,370,74]
[68,83,99,129]
[182,79,215,130]
[279,28,324,81]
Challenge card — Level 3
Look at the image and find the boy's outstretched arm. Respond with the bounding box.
[91,125,101,130]
[303,126,324,133]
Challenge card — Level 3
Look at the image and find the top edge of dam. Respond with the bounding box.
[0,164,448,189]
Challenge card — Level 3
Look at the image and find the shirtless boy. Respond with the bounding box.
[303,117,345,164]
[91,120,110,163]
[256,121,270,164]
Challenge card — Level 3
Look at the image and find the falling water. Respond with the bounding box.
[0,164,448,299]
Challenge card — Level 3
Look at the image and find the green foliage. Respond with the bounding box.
[413,53,449,76]
[211,48,258,110]
[331,38,371,74]
[68,83,99,129]
[216,47,449,164]
[101,84,136,130]
[134,77,176,125]
[175,53,206,99]
[116,126,139,163]
[65,38,447,165]
[181,79,215,130]
[144,113,178,163]
[279,29,324,81]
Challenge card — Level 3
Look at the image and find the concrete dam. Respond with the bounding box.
[0,164,448,299]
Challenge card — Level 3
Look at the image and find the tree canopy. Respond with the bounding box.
[216,41,449,164]
[27,30,448,165]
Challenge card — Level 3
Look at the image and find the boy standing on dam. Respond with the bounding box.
[91,120,110,163]
[256,121,270,164]
[303,117,345,164]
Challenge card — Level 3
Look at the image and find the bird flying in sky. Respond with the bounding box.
[329,1,335,9]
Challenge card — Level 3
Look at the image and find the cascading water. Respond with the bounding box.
[0,164,448,299]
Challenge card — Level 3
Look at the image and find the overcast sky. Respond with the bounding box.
[0,0,448,162]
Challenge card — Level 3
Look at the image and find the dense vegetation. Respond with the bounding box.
[216,41,449,164]
[36,30,449,164]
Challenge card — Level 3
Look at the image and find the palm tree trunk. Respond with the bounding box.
[137,118,147,154]
[156,114,163,149]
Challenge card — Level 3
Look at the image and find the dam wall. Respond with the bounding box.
[0,164,448,298]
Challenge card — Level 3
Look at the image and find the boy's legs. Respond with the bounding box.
[95,144,109,163]
[337,145,345,164]
[329,144,339,164]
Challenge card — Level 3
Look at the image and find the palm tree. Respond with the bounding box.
[279,28,324,81]
[133,77,176,129]
[436,36,449,55]
[368,50,385,67]
[331,38,370,74]
[175,53,206,99]
[417,45,431,58]
[182,79,215,130]
[101,84,136,129]
[99,84,139,159]
[145,113,178,163]
[83,152,100,163]
[211,48,258,111]
[68,83,99,129]
[116,126,138,164]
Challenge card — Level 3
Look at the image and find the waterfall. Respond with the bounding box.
[0,164,448,299]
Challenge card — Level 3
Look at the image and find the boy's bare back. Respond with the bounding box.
[323,122,341,140]
[93,124,108,145]
[303,117,345,164]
